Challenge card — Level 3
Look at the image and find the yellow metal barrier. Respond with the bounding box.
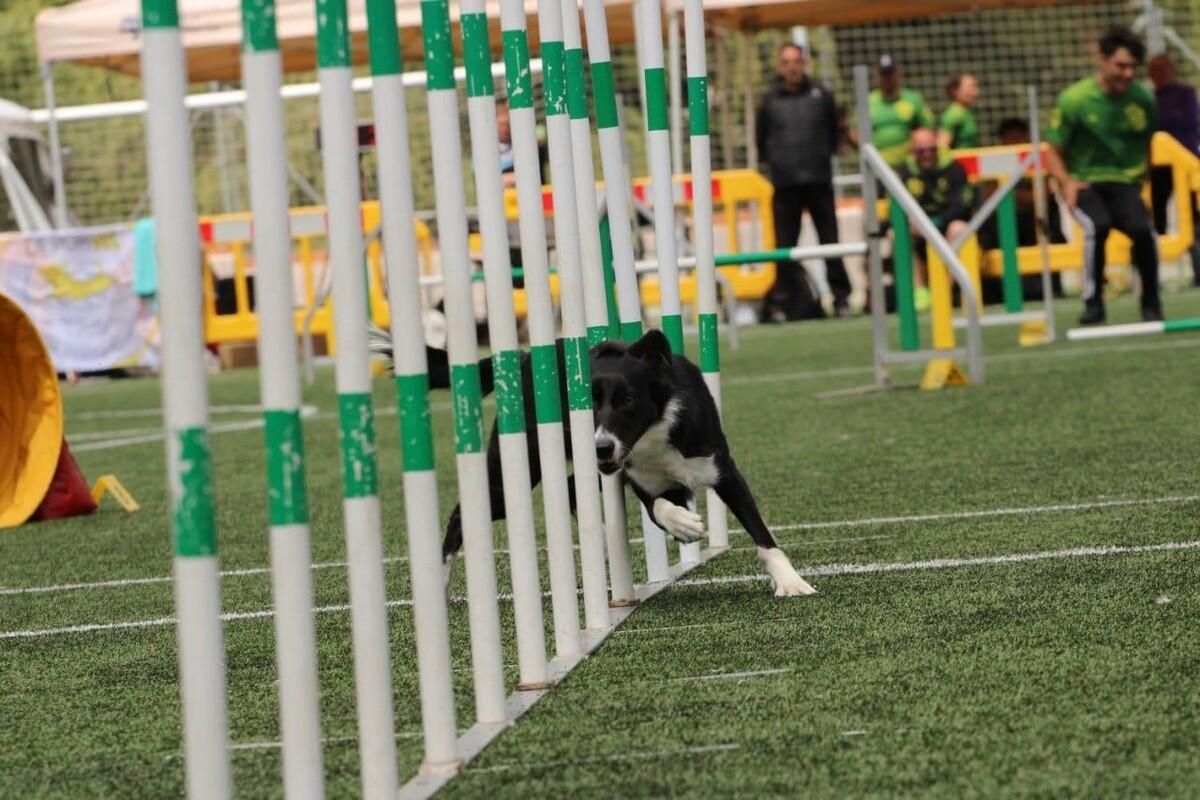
[199,200,434,351]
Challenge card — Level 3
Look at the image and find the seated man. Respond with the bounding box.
[895,128,977,308]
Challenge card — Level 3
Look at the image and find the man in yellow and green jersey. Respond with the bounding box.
[1045,26,1160,324]
[869,54,935,168]
[938,73,981,150]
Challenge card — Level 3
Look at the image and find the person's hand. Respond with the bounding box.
[1063,179,1089,210]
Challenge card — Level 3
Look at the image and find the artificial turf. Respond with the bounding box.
[1,290,1198,798]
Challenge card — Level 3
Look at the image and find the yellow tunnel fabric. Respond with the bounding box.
[0,294,63,528]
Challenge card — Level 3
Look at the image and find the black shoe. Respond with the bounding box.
[1141,305,1163,322]
[1078,302,1106,325]
[834,301,852,319]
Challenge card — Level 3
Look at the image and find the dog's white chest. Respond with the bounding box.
[624,412,719,494]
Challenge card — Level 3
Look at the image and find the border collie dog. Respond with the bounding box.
[385,328,816,597]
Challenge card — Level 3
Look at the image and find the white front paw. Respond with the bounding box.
[653,498,706,543]
[757,547,817,597]
[442,553,456,594]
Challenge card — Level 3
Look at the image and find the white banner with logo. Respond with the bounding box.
[0,223,159,373]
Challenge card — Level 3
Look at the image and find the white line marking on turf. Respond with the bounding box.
[5,540,1198,640]
[842,730,868,737]
[467,743,741,772]
[746,495,1200,535]
[674,540,1200,590]
[674,668,791,682]
[6,495,1195,598]
[69,406,318,452]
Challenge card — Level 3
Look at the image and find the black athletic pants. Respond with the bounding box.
[1071,182,1160,310]
[763,182,851,320]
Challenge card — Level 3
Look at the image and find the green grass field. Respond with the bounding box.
[3,292,1199,798]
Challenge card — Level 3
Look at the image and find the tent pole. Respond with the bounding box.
[715,26,733,169]
[41,63,68,229]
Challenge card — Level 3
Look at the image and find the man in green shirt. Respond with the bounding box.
[938,73,980,150]
[1045,27,1160,324]
[869,55,936,168]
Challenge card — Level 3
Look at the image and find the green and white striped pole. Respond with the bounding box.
[537,0,610,632]
[314,1,399,795]
[582,0,672,586]
[499,0,583,658]
[363,0,460,773]
[241,2,325,795]
[139,1,231,797]
[1067,317,1200,341]
[561,0,636,605]
[457,0,552,685]
[420,0,509,717]
[683,0,729,551]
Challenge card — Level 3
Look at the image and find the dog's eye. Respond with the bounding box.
[616,392,634,407]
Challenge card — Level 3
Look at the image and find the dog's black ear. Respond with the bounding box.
[590,340,627,360]
[627,329,673,368]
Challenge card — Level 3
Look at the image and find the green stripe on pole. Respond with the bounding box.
[698,313,719,372]
[1164,318,1200,333]
[542,41,567,116]
[450,364,485,453]
[242,0,279,52]
[338,393,378,497]
[395,373,436,471]
[643,66,669,131]
[599,216,621,338]
[530,344,563,423]
[621,320,643,343]
[662,314,684,355]
[142,0,179,28]
[461,13,493,97]
[563,337,591,411]
[264,410,309,526]
[315,0,351,68]
[687,76,709,136]
[420,0,455,90]
[889,200,920,352]
[173,427,217,557]
[565,49,588,120]
[587,325,608,346]
[997,191,1023,313]
[503,31,534,109]
[591,61,619,129]
[365,0,402,75]
[492,350,526,435]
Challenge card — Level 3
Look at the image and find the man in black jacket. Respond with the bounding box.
[756,42,851,321]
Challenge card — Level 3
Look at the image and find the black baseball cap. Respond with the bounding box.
[877,54,898,72]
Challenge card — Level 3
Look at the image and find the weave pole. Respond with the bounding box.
[140,2,231,797]
[241,3,325,795]
[420,0,509,719]
[499,0,583,658]
[682,0,729,550]
[314,1,399,794]
[636,0,694,565]
[363,0,461,773]
[457,0,552,685]
[537,0,610,632]
[561,0,636,605]
[582,0,672,585]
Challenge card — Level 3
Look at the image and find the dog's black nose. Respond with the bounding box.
[595,439,615,461]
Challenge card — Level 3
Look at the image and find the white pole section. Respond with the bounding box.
[241,3,325,796]
[538,0,610,633]
[420,0,509,719]
[561,0,636,605]
[139,1,231,797]
[582,0,670,585]
[363,0,461,773]
[40,64,69,228]
[683,0,729,551]
[457,0,552,686]
[667,10,684,178]
[313,2,399,795]
[499,0,583,658]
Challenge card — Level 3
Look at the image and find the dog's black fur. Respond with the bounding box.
[415,330,813,594]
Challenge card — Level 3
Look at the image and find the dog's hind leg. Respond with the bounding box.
[713,453,816,597]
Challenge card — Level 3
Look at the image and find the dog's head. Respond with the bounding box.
[590,330,675,475]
